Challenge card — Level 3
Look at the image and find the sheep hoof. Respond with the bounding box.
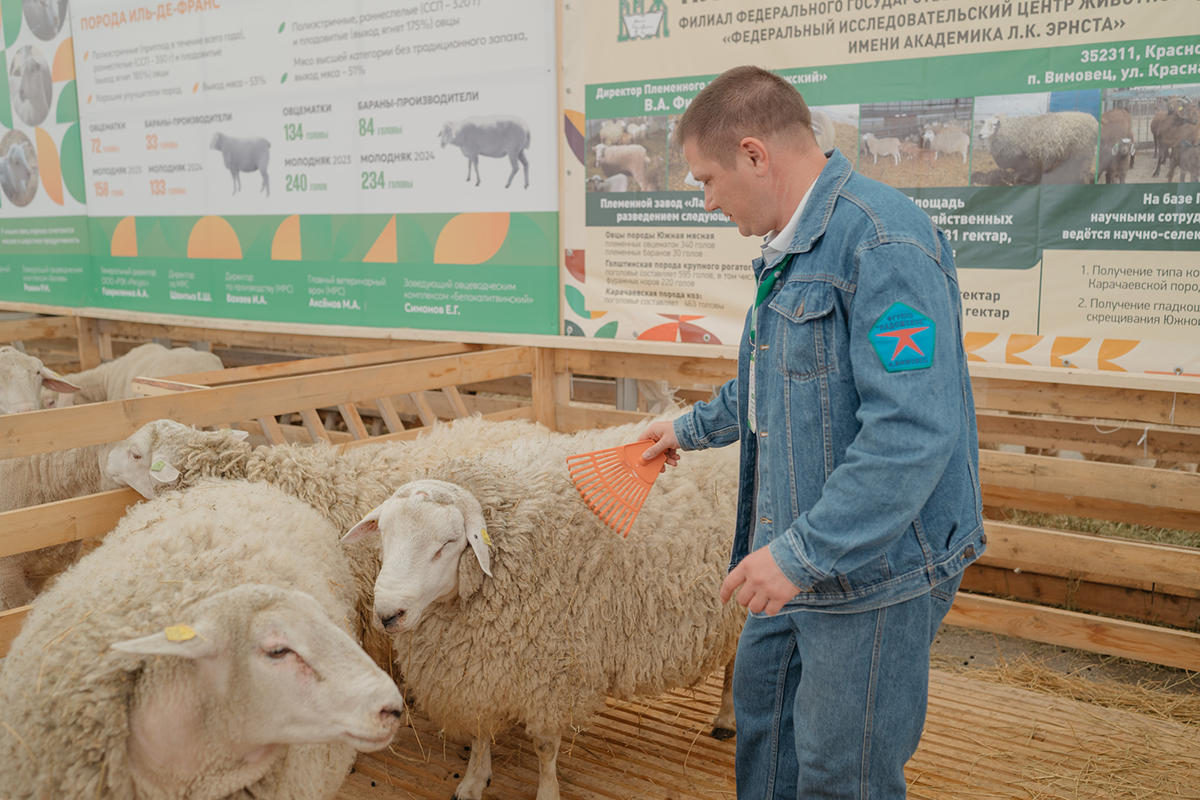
[710,726,736,741]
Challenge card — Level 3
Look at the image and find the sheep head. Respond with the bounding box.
[438,121,457,148]
[106,419,250,498]
[208,132,223,150]
[0,347,81,415]
[342,479,491,634]
[111,584,404,786]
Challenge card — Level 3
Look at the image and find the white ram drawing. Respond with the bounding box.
[210,132,271,196]
[439,115,531,189]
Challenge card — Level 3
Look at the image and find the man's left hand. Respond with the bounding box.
[721,546,802,615]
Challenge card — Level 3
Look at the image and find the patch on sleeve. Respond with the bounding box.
[868,302,936,372]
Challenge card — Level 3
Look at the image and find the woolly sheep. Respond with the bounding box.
[0,345,80,414]
[625,121,648,142]
[0,142,33,201]
[598,119,626,146]
[597,143,661,191]
[0,479,403,799]
[586,172,629,192]
[977,112,1098,184]
[41,342,224,408]
[210,131,271,196]
[810,109,835,152]
[922,127,970,164]
[342,420,745,800]
[439,115,531,189]
[103,415,544,664]
[861,132,901,165]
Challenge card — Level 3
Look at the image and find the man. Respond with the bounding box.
[641,66,985,799]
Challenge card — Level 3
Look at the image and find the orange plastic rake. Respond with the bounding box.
[565,439,668,537]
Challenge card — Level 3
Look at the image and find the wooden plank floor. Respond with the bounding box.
[337,669,1200,799]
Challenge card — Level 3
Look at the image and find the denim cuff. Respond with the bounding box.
[768,531,823,592]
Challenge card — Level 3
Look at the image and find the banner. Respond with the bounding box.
[0,0,561,335]
[567,0,1200,373]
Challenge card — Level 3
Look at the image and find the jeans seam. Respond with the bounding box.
[862,606,886,799]
[767,630,796,800]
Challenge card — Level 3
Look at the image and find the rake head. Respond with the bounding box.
[565,439,667,537]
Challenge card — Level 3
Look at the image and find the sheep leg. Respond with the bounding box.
[465,158,472,182]
[261,163,270,197]
[1152,148,1167,178]
[893,152,900,166]
[230,167,239,195]
[472,156,481,187]
[450,736,492,800]
[528,730,562,800]
[519,150,529,189]
[505,152,519,189]
[711,653,737,740]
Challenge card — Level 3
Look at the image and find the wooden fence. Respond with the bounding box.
[1,315,1199,671]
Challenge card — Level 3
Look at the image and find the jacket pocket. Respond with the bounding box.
[771,280,837,379]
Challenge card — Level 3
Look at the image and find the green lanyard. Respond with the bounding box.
[750,252,794,345]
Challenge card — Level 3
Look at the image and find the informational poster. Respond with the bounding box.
[569,1,1200,373]
[0,0,91,306]
[0,0,560,335]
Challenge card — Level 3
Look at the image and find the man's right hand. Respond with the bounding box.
[641,420,681,470]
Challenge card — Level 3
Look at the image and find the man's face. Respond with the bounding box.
[683,138,771,238]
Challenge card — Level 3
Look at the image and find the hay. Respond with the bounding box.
[1003,509,1200,550]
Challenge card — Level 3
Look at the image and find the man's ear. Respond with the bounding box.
[739,136,770,173]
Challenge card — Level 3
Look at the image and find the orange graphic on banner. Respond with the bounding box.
[1051,337,1089,368]
[187,217,242,259]
[271,215,301,260]
[52,39,75,81]
[434,213,509,264]
[111,217,137,257]
[1005,335,1042,365]
[963,332,999,362]
[35,128,62,205]
[1097,339,1139,371]
[363,216,398,263]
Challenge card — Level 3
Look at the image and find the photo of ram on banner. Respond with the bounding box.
[60,0,559,334]
[572,0,1200,373]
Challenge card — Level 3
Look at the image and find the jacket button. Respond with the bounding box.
[760,517,771,524]
[760,343,769,350]
[980,533,988,545]
[797,301,805,315]
[759,431,767,438]
[963,546,976,560]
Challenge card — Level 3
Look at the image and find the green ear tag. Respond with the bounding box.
[150,461,165,473]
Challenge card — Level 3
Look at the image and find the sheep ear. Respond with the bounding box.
[111,624,218,659]
[342,506,383,544]
[454,491,492,578]
[229,429,251,442]
[41,368,81,394]
[1112,142,1121,157]
[149,459,180,484]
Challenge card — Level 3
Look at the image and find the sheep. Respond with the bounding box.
[209,131,271,196]
[1157,99,1200,182]
[861,132,901,165]
[41,342,224,409]
[0,142,33,201]
[922,127,970,164]
[1179,140,1200,183]
[439,115,531,189]
[1099,108,1135,184]
[596,143,660,191]
[898,141,923,160]
[598,119,626,146]
[342,420,745,800]
[0,345,80,415]
[103,415,545,666]
[625,122,648,142]
[977,112,1098,184]
[0,479,404,799]
[1151,95,1184,163]
[810,109,835,152]
[586,172,629,192]
[16,55,51,125]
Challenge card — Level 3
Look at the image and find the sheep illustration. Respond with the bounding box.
[209,132,271,197]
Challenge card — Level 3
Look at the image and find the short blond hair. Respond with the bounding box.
[674,65,814,166]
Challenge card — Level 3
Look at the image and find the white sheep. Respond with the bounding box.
[16,55,51,126]
[810,109,835,152]
[597,143,660,191]
[41,342,224,408]
[439,115,531,189]
[0,345,80,415]
[210,131,271,196]
[922,127,970,164]
[861,132,901,165]
[0,142,33,201]
[598,119,626,146]
[977,112,1098,184]
[586,172,629,192]
[342,420,745,800]
[0,479,404,799]
[624,122,648,142]
[103,415,545,665]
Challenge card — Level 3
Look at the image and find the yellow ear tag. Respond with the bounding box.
[480,528,492,546]
[150,461,165,473]
[164,624,197,642]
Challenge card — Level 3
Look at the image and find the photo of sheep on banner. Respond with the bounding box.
[21,0,70,41]
[585,116,666,192]
[439,115,532,189]
[858,98,973,188]
[210,132,272,197]
[7,45,53,128]
[1099,84,1200,184]
[0,131,39,207]
[971,92,1100,186]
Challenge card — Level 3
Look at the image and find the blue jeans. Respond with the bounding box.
[732,574,962,799]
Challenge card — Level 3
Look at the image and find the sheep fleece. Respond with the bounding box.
[0,480,358,799]
[392,427,744,738]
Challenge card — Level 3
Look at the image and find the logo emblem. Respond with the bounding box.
[619,0,669,41]
[869,303,936,372]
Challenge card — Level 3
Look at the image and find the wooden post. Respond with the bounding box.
[532,347,557,431]
[75,316,103,370]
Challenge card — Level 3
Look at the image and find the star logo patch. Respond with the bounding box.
[869,303,936,372]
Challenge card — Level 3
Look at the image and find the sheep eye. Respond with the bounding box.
[266,646,292,659]
[132,453,142,460]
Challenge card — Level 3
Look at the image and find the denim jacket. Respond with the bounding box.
[674,148,985,613]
